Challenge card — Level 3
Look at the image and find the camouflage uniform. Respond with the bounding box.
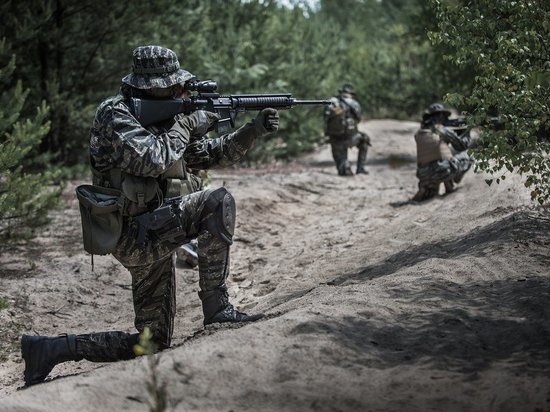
[21,46,278,386]
[324,83,371,176]
[413,103,474,201]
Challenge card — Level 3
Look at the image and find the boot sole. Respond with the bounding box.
[204,313,265,326]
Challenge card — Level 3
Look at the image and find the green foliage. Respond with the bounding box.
[0,0,495,165]
[0,0,157,165]
[0,39,62,239]
[133,327,168,412]
[430,0,550,204]
[1,0,464,165]
[0,297,9,311]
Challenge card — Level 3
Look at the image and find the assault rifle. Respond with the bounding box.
[130,80,330,132]
[444,117,468,132]
[445,116,505,132]
[424,116,504,133]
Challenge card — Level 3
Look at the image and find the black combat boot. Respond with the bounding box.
[444,179,455,194]
[356,143,368,174]
[199,286,264,326]
[338,161,354,176]
[21,334,82,386]
[412,185,438,202]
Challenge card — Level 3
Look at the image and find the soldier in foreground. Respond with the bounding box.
[21,45,279,386]
[413,103,474,201]
[324,83,371,176]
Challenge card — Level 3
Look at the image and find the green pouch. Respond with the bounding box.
[121,175,160,208]
[76,184,123,255]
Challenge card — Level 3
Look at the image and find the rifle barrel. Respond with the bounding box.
[293,99,331,105]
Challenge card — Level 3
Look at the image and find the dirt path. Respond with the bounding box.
[1,120,549,411]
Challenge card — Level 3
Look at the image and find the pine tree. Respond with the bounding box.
[0,39,61,238]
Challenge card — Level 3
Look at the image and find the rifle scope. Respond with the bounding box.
[185,80,218,93]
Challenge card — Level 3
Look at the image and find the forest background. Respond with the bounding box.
[0,0,548,239]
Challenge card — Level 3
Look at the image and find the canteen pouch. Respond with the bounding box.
[76,184,123,255]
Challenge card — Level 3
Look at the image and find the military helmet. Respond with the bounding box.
[339,83,355,94]
[121,45,195,90]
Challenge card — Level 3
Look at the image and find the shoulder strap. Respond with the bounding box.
[338,96,359,119]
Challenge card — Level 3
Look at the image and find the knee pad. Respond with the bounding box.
[201,187,236,245]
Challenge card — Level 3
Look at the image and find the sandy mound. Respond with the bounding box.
[1,120,548,411]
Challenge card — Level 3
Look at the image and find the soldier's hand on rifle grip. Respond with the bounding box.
[175,110,220,140]
[195,110,221,135]
[254,108,279,136]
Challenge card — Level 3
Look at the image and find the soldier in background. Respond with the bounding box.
[324,83,371,176]
[413,103,474,201]
[20,45,279,386]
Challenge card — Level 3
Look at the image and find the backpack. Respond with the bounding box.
[324,97,358,138]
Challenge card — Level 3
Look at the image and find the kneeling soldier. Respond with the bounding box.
[413,103,474,201]
[21,45,279,386]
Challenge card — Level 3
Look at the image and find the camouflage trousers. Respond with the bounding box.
[329,132,370,175]
[75,188,233,361]
[414,151,473,201]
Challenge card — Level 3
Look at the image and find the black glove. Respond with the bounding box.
[229,108,279,153]
[253,108,279,137]
[171,110,220,141]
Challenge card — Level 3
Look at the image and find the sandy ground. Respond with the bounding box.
[0,119,549,411]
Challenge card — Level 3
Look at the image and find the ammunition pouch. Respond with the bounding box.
[121,175,162,216]
[76,185,123,255]
[162,159,202,198]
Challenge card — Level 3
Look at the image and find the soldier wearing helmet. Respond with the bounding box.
[324,83,371,176]
[412,103,474,201]
[21,45,279,386]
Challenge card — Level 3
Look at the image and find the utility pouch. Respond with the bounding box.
[76,184,123,255]
[121,175,160,208]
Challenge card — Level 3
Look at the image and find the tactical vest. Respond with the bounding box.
[91,159,201,217]
[90,104,203,216]
[415,128,453,167]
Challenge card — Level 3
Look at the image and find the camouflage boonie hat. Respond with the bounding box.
[121,46,195,90]
[423,103,451,118]
[339,83,355,94]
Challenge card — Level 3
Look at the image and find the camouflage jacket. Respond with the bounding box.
[90,92,251,197]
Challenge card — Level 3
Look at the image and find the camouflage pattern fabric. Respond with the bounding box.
[324,92,369,175]
[76,332,139,362]
[413,125,474,201]
[90,93,253,178]
[433,124,472,153]
[79,90,253,361]
[121,45,195,90]
[329,131,370,175]
[415,151,473,200]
